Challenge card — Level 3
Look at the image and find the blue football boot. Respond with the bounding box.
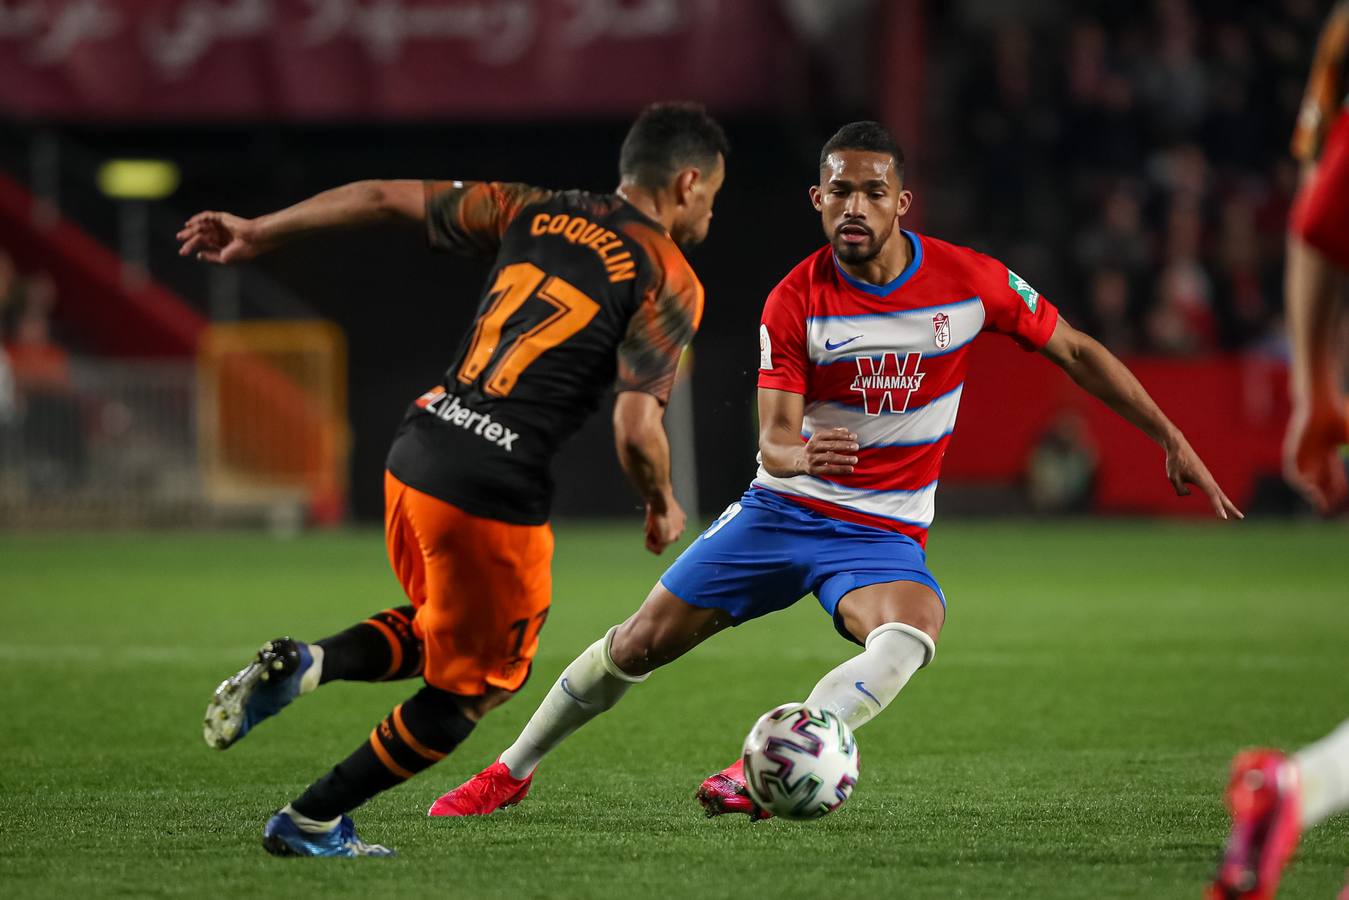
[262,810,395,858]
[203,637,322,750]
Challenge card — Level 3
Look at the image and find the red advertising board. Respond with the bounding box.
[0,0,796,120]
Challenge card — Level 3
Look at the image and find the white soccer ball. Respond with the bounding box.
[742,703,860,820]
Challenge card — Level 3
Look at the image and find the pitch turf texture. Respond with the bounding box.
[3,521,1347,899]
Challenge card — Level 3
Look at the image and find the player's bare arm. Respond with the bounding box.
[176,179,425,264]
[757,387,858,478]
[1283,163,1348,514]
[613,390,685,554]
[1039,317,1243,520]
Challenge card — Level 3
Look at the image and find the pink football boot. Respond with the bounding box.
[428,760,532,817]
[1207,750,1303,900]
[695,758,772,821]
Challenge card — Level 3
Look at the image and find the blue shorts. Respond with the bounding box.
[659,487,945,644]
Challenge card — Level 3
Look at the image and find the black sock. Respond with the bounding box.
[315,605,422,684]
[290,685,475,820]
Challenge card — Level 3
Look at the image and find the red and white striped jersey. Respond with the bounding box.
[755,231,1059,546]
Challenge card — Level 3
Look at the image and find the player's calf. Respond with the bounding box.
[607,584,737,676]
[803,622,935,730]
[288,684,475,823]
[316,605,423,683]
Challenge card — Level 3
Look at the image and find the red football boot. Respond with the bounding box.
[695,758,773,821]
[1207,750,1303,900]
[428,760,532,817]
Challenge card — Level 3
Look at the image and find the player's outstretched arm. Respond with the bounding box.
[613,390,685,554]
[176,179,425,264]
[1283,229,1348,514]
[758,388,859,478]
[1038,318,1243,520]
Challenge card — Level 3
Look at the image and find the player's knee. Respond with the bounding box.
[866,622,937,668]
[840,587,945,647]
[453,686,515,722]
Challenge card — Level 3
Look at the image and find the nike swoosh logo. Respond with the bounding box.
[559,677,591,706]
[855,681,881,705]
[825,334,863,351]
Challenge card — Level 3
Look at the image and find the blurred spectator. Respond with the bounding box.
[1026,410,1099,513]
[1086,268,1139,354]
[1213,192,1278,344]
[1138,0,1209,139]
[1061,20,1146,174]
[1074,186,1152,279]
[0,339,14,425]
[0,248,20,334]
[4,271,86,493]
[1148,197,1218,353]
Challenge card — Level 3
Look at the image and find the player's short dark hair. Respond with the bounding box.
[619,102,729,189]
[819,121,905,178]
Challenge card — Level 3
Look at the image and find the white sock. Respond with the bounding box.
[499,626,646,779]
[299,643,324,694]
[281,803,340,833]
[1295,718,1349,828]
[803,623,934,731]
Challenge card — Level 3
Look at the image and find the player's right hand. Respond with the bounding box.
[800,427,859,477]
[176,211,265,264]
[1283,403,1349,515]
[644,496,686,555]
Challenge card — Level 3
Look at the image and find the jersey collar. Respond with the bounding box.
[833,230,923,297]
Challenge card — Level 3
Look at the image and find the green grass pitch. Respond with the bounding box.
[2,520,1347,899]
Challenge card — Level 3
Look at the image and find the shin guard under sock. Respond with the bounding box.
[316,605,422,684]
[290,685,474,820]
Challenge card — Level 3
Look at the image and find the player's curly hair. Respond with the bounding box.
[620,101,730,188]
[820,121,905,177]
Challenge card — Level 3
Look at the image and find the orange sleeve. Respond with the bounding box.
[1293,1,1349,163]
[614,245,703,404]
[423,181,553,256]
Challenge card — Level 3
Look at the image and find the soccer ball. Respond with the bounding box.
[741,703,860,820]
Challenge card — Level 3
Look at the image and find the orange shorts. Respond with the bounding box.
[383,470,553,696]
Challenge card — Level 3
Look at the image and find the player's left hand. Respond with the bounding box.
[1164,437,1244,520]
[1283,402,1349,515]
[644,495,686,555]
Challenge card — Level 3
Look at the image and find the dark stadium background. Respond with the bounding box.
[2,0,1331,528]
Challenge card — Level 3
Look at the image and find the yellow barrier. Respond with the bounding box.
[197,321,350,524]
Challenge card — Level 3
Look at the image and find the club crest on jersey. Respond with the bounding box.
[850,352,926,415]
[932,313,951,350]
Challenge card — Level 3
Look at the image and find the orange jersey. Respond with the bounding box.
[1293,0,1349,163]
[386,180,702,525]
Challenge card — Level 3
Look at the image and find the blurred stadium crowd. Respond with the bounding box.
[928,0,1326,357]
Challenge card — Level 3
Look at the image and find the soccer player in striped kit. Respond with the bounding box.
[433,121,1240,818]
